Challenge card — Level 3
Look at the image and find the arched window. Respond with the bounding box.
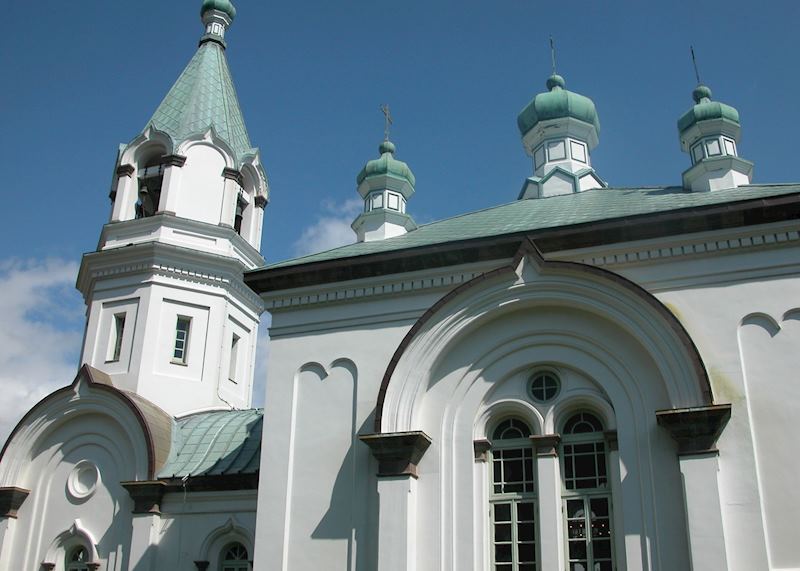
[490,418,537,571]
[136,155,164,218]
[560,412,613,571]
[66,545,90,571]
[220,541,249,571]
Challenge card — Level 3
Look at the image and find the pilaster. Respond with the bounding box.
[111,164,136,221]
[159,154,187,214]
[657,405,732,570]
[530,435,564,570]
[360,431,432,571]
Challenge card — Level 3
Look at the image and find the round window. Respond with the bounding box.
[67,461,100,501]
[528,371,560,403]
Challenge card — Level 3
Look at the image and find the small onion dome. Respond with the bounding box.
[201,0,236,20]
[677,84,740,134]
[356,140,416,186]
[517,75,600,137]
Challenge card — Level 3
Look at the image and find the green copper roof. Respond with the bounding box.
[357,140,416,186]
[265,183,800,270]
[145,39,253,162]
[517,75,600,137]
[202,0,236,20]
[677,85,740,134]
[157,409,262,478]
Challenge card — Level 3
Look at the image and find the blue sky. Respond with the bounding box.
[0,0,798,440]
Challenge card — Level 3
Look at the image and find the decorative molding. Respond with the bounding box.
[41,563,55,571]
[254,195,267,209]
[0,486,30,518]
[473,438,492,462]
[359,431,432,478]
[263,268,488,311]
[656,404,732,455]
[162,154,187,168]
[530,434,561,456]
[572,228,800,268]
[222,167,244,185]
[87,564,101,571]
[116,164,136,177]
[194,562,210,571]
[121,481,167,514]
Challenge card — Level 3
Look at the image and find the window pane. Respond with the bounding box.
[495,544,512,562]
[494,503,511,522]
[495,523,512,541]
[517,502,534,521]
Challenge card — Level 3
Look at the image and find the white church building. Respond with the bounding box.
[1,1,799,570]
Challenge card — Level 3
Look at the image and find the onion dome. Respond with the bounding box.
[201,0,236,20]
[517,75,600,138]
[677,84,740,135]
[356,140,416,187]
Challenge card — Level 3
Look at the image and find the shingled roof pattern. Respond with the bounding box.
[157,408,262,479]
[147,40,253,162]
[265,184,800,269]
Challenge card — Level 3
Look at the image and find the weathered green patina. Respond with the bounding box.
[157,409,262,478]
[264,183,800,270]
[677,84,740,134]
[201,0,236,20]
[517,75,600,137]
[356,140,416,186]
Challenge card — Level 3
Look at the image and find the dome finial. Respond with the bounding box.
[202,0,236,20]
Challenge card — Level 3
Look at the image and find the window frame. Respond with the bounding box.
[488,417,538,571]
[220,541,249,571]
[559,411,614,571]
[106,312,126,363]
[172,315,192,365]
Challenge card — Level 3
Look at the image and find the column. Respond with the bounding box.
[530,435,564,571]
[359,431,432,571]
[158,154,187,215]
[656,404,732,571]
[253,195,267,246]
[604,430,628,570]
[110,164,136,221]
[220,168,243,227]
[122,481,167,571]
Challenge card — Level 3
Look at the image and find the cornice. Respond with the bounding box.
[78,242,264,314]
[562,221,800,269]
[100,214,265,268]
[260,262,499,312]
[259,221,800,310]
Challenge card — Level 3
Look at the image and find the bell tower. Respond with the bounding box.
[76,0,268,416]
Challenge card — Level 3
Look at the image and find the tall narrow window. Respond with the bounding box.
[234,192,247,235]
[228,333,240,382]
[172,316,191,364]
[221,542,249,571]
[66,545,90,571]
[490,418,537,571]
[107,313,126,362]
[561,412,613,571]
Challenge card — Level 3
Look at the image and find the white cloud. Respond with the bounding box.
[291,198,362,257]
[0,259,84,445]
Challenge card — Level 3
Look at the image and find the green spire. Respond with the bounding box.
[201,0,236,20]
[143,29,253,163]
[517,75,600,137]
